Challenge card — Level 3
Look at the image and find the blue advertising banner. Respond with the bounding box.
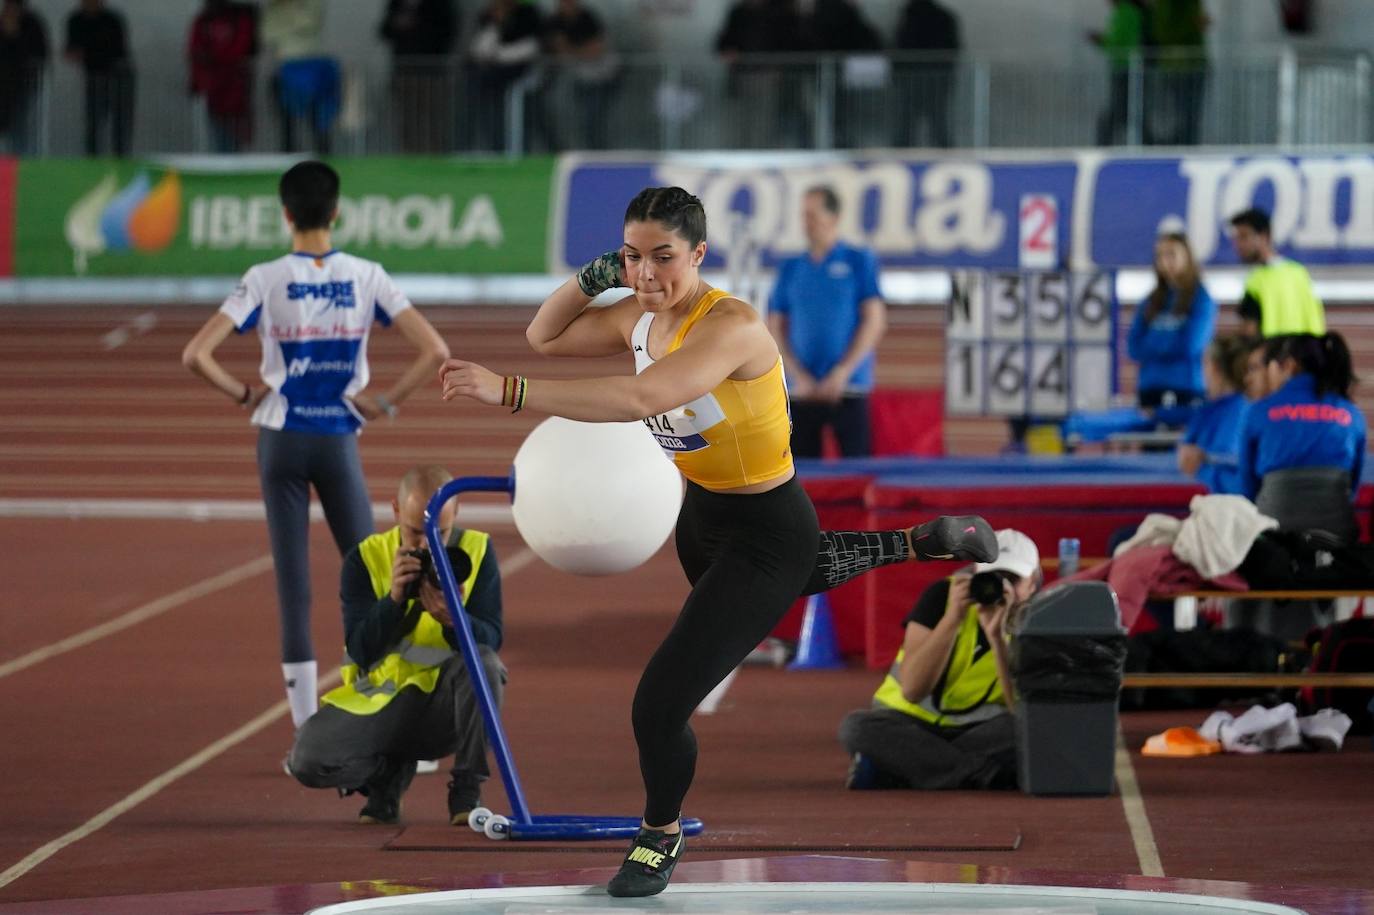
[1087,153,1374,268]
[553,152,1374,272]
[553,155,1080,273]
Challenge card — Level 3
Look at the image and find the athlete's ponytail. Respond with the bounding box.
[624,187,707,247]
[1263,331,1357,399]
[1319,331,1357,400]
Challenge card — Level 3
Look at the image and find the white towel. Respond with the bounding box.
[1172,494,1279,580]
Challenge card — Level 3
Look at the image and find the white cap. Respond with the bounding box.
[973,529,1040,580]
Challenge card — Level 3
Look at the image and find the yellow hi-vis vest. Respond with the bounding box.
[872,603,1006,728]
[321,526,488,716]
[1246,258,1325,337]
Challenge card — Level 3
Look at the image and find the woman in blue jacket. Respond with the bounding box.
[1177,334,1253,494]
[1239,332,1365,543]
[1128,233,1217,411]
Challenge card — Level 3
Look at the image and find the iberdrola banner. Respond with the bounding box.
[12,157,553,277]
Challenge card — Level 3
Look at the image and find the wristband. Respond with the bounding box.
[575,250,624,297]
[502,375,528,413]
[375,393,398,420]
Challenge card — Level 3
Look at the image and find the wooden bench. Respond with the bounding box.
[1039,563,1374,689]
[1167,589,1374,630]
[1122,671,1374,689]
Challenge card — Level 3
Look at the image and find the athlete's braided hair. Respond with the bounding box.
[624,187,707,247]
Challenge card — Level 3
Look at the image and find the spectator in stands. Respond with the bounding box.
[795,0,882,148]
[1239,332,1364,545]
[892,0,960,148]
[1089,0,1147,146]
[1177,334,1253,495]
[715,0,802,148]
[543,0,619,151]
[290,465,507,827]
[1230,208,1325,338]
[1147,0,1208,145]
[379,0,457,154]
[64,0,133,156]
[0,0,48,156]
[188,0,258,154]
[263,0,338,154]
[768,185,887,458]
[838,529,1040,791]
[467,0,542,153]
[1127,231,1216,413]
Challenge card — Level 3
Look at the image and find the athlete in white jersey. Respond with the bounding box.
[183,161,449,734]
[221,250,413,434]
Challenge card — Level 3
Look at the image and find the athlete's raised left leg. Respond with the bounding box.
[801,516,997,596]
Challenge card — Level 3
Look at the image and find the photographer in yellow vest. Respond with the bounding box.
[288,465,506,826]
[838,530,1040,790]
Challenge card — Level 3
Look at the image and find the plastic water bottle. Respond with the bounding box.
[1058,537,1081,578]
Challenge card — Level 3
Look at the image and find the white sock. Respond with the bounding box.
[282,661,318,729]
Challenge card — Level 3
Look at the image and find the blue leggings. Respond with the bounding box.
[256,428,374,663]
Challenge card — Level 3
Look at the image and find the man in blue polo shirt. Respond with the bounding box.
[768,185,888,457]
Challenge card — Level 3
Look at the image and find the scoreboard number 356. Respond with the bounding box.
[945,270,1118,418]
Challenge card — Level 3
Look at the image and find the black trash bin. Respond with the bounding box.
[1010,581,1127,797]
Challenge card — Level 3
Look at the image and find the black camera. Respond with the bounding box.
[402,549,438,602]
[969,570,1012,607]
[401,546,473,603]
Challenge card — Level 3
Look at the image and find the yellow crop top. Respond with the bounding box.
[631,288,793,490]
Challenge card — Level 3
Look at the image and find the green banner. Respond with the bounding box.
[14,157,552,277]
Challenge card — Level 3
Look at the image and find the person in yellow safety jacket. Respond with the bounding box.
[1229,207,1325,339]
[838,529,1041,790]
[288,465,506,827]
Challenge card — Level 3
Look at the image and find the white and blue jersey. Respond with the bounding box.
[1238,373,1366,501]
[220,250,412,434]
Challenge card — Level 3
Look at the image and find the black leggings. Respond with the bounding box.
[633,477,911,825]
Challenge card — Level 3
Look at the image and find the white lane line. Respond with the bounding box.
[0,498,513,526]
[1115,724,1165,877]
[0,547,535,890]
[99,311,158,350]
[0,554,275,680]
[0,667,339,891]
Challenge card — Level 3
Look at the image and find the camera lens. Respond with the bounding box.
[969,571,1005,606]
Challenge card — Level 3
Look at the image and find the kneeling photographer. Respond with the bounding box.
[289,465,506,827]
[838,529,1040,791]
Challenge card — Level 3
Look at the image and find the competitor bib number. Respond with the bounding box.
[644,412,709,452]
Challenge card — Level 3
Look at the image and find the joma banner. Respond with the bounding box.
[553,152,1374,272]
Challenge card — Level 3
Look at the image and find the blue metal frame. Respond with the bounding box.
[424,473,704,841]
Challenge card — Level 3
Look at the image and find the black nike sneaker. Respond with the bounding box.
[909,515,998,563]
[606,824,686,898]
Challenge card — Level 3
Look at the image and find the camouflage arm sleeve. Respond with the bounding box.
[575,250,625,297]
